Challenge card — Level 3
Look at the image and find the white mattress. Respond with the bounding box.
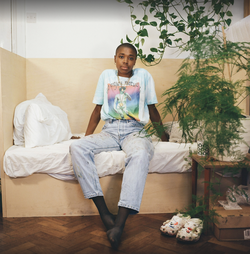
[4,138,197,181]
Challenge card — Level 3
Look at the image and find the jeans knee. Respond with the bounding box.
[127,148,153,165]
[70,139,90,157]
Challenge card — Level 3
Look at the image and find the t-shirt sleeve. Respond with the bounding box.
[145,71,158,105]
[93,71,105,105]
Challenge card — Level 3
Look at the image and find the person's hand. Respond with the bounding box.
[71,136,81,139]
[161,132,169,142]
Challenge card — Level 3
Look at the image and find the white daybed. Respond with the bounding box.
[1,92,196,217]
[3,137,196,217]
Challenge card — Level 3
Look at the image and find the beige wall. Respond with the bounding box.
[26,58,182,134]
[0,48,26,165]
[0,50,248,217]
[0,48,26,214]
[0,52,248,166]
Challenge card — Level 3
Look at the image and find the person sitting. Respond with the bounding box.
[70,43,168,249]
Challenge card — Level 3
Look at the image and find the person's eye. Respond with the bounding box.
[119,56,124,59]
[129,57,134,60]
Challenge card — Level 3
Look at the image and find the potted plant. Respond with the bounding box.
[160,35,250,161]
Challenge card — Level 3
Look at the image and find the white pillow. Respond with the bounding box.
[165,121,199,143]
[214,117,250,161]
[13,93,52,145]
[169,121,183,143]
[24,102,72,148]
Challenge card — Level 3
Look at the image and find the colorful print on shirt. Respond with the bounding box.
[107,81,140,121]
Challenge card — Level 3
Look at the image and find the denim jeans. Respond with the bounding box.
[70,119,154,212]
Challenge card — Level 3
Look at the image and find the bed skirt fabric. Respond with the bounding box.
[4,138,197,181]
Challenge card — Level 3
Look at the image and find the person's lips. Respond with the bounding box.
[120,66,129,70]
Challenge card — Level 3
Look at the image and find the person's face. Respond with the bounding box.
[114,47,137,77]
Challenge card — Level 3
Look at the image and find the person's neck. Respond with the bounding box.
[118,71,133,78]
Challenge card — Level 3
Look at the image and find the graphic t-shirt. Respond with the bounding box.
[93,68,158,125]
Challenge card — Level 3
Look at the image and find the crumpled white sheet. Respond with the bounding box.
[4,138,197,181]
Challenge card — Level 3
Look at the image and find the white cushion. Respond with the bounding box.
[13,93,52,145]
[214,117,250,161]
[165,121,199,143]
[169,121,183,143]
[24,102,72,148]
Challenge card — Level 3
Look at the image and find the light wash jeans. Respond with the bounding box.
[70,119,154,212]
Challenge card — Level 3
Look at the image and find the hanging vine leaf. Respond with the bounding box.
[226,11,233,16]
[150,21,157,26]
[140,21,149,26]
[126,35,132,42]
[166,39,172,45]
[150,48,158,52]
[145,54,155,62]
[138,28,148,37]
[226,18,232,26]
[143,14,148,21]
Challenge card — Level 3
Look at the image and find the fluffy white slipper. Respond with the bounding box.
[160,213,191,236]
[176,218,203,242]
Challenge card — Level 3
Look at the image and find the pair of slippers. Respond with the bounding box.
[160,213,203,242]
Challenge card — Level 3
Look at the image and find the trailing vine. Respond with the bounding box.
[117,0,234,65]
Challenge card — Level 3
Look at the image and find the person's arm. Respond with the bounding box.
[148,104,169,142]
[85,104,102,136]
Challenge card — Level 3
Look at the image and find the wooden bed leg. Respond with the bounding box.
[192,158,198,206]
[203,167,211,235]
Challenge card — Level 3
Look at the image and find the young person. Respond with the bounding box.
[70,43,168,249]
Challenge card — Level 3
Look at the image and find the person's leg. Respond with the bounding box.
[70,131,119,198]
[119,129,155,212]
[106,206,130,249]
[70,125,120,230]
[92,196,116,230]
[105,120,155,249]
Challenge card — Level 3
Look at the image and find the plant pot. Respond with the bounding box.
[197,140,209,156]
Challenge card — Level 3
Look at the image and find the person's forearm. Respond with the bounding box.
[148,105,169,142]
[85,105,101,136]
[151,117,169,142]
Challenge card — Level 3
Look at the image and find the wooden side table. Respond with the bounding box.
[191,153,250,233]
[191,153,250,214]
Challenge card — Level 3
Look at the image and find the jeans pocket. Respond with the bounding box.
[130,120,144,128]
[102,121,112,130]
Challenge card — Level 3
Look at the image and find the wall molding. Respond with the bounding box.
[244,0,250,17]
[10,0,17,54]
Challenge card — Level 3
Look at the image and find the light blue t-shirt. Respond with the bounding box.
[93,68,158,125]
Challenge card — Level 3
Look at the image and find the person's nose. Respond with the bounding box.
[123,57,128,64]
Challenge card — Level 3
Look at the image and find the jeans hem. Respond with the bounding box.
[85,193,104,199]
[118,202,139,212]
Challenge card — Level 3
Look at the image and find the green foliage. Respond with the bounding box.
[117,0,234,66]
[119,0,250,230]
[160,36,250,158]
[175,195,221,231]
